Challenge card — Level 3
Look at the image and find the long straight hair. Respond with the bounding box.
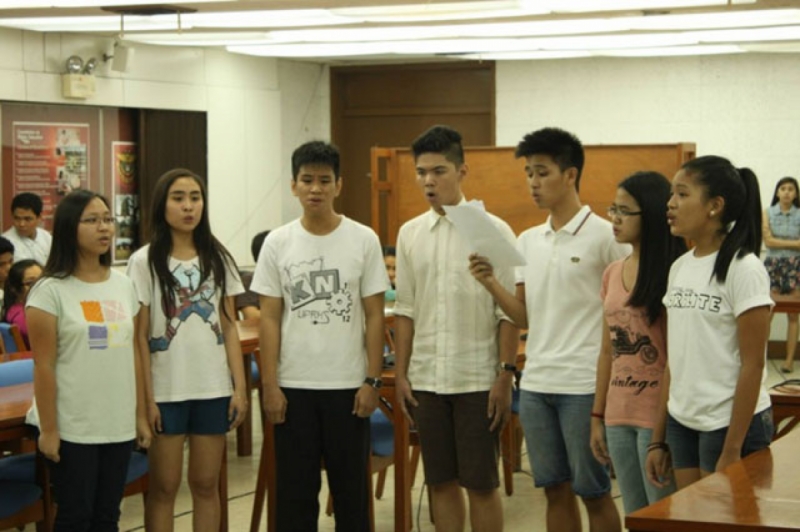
[769,176,800,208]
[147,168,237,320]
[620,172,687,324]
[43,190,112,279]
[682,156,762,283]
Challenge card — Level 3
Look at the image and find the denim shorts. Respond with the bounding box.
[519,391,611,499]
[666,407,774,472]
[157,397,231,435]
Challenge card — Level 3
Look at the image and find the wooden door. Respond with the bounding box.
[137,109,207,242]
[331,62,494,228]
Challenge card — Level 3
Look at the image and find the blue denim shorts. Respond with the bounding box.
[666,407,774,472]
[157,397,231,435]
[519,391,611,499]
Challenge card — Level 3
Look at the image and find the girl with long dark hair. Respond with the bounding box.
[2,258,42,348]
[127,169,247,531]
[762,176,800,373]
[590,172,686,514]
[646,156,774,491]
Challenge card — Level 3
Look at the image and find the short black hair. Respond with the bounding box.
[11,192,44,216]
[251,230,270,262]
[515,128,585,191]
[0,236,13,256]
[411,125,465,166]
[291,141,340,181]
[383,246,396,257]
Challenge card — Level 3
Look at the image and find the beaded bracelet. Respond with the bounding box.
[646,442,669,453]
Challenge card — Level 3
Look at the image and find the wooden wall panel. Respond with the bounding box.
[373,143,696,244]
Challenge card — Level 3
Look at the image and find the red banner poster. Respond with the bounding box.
[112,141,138,263]
[12,122,90,230]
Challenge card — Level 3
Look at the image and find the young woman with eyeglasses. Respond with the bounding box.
[590,171,687,515]
[25,190,151,531]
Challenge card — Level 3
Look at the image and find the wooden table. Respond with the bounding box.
[772,294,800,314]
[770,387,800,439]
[235,318,259,457]
[627,426,800,532]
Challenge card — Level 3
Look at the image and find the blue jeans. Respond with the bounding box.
[519,391,611,498]
[605,425,675,514]
[666,408,774,472]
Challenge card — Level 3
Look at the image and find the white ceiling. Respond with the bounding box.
[1,0,799,63]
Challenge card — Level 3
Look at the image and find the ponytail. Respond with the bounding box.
[712,167,762,283]
[681,156,762,284]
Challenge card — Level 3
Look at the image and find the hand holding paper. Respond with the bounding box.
[443,201,526,268]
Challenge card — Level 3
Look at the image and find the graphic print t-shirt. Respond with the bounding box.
[601,259,667,429]
[25,271,139,444]
[250,217,390,389]
[663,251,773,432]
[127,246,244,402]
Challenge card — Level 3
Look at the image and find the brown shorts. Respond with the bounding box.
[411,391,499,491]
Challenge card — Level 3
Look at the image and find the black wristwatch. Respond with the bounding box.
[364,377,383,389]
[498,363,517,373]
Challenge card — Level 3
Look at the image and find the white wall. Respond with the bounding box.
[0,28,331,268]
[496,53,800,206]
[496,53,800,340]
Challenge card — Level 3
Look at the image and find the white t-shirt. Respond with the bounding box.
[2,227,52,265]
[517,206,629,394]
[250,217,390,389]
[25,271,139,444]
[664,250,773,431]
[127,246,244,402]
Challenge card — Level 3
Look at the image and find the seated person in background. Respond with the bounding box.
[1,259,42,349]
[2,192,52,265]
[236,230,270,320]
[383,246,396,302]
[0,236,14,306]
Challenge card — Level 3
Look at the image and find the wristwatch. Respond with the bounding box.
[364,376,383,389]
[498,362,517,373]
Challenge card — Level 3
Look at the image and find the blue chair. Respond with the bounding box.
[0,323,23,353]
[0,358,34,387]
[0,479,44,529]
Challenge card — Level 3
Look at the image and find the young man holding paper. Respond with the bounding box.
[394,125,519,532]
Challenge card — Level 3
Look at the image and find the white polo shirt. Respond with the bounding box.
[518,205,629,394]
[394,203,516,394]
[2,227,51,265]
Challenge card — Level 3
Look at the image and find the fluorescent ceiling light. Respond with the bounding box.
[264,9,800,44]
[330,1,547,22]
[694,25,800,43]
[0,15,181,32]
[126,32,271,47]
[228,42,393,58]
[0,0,229,7]
[630,8,800,30]
[455,50,593,60]
[530,0,755,13]
[186,10,360,29]
[600,44,743,56]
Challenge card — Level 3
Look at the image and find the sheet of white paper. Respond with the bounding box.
[443,202,527,268]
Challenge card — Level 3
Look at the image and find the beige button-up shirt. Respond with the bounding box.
[394,203,516,394]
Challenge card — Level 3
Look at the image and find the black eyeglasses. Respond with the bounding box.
[607,206,642,219]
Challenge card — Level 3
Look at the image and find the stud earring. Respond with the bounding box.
[710,211,715,216]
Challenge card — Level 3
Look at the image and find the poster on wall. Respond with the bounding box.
[11,122,91,230]
[111,141,138,264]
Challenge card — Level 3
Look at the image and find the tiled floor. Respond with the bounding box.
[110,359,791,531]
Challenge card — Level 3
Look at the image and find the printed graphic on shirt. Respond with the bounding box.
[149,263,223,353]
[284,257,353,324]
[606,308,661,394]
[664,287,722,312]
[80,300,130,350]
